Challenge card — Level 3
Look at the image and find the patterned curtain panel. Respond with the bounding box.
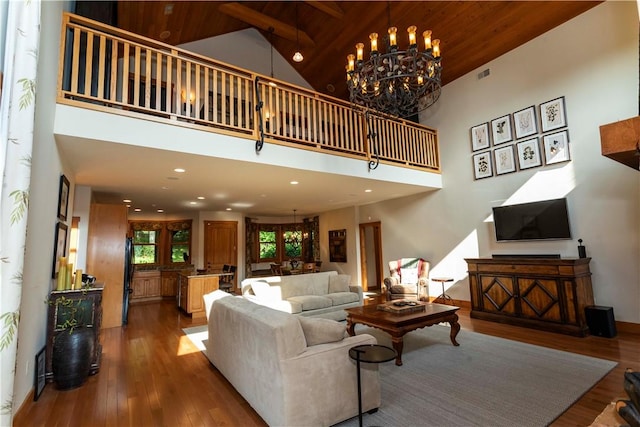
[0,1,40,424]
[244,217,257,277]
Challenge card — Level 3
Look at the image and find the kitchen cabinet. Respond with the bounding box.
[161,269,193,297]
[466,257,594,336]
[86,203,127,329]
[131,270,161,301]
[177,273,220,318]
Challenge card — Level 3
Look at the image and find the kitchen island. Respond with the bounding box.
[177,272,230,318]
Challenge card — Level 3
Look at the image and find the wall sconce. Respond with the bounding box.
[181,90,195,104]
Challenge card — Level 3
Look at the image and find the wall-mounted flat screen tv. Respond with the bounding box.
[492,198,572,242]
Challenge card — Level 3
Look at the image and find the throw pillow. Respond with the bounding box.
[400,268,419,285]
[298,316,346,346]
[328,274,351,293]
[251,281,275,300]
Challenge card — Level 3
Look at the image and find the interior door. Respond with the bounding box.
[359,222,383,291]
[204,221,238,285]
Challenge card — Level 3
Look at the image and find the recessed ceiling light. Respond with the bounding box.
[197,196,205,200]
[157,209,164,213]
[134,208,141,212]
[226,208,232,211]
[174,168,185,173]
[189,201,197,205]
[164,4,174,15]
[123,199,132,203]
[159,30,171,40]
[290,181,299,185]
[162,186,170,190]
[365,189,372,193]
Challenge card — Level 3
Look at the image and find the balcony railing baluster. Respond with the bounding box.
[57,13,440,173]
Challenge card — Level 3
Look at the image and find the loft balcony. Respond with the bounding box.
[57,13,441,178]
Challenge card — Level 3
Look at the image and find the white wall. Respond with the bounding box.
[14,0,72,414]
[179,28,313,90]
[361,1,640,323]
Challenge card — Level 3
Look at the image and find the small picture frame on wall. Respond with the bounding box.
[539,96,567,132]
[490,114,513,145]
[513,106,538,139]
[516,138,542,170]
[472,151,493,179]
[329,229,347,263]
[494,145,516,175]
[470,123,490,151]
[57,175,70,221]
[543,130,571,165]
[52,222,68,279]
[34,346,46,401]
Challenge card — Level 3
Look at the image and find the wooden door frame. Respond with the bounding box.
[358,221,383,292]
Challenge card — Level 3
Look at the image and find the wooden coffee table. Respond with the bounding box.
[345,302,460,366]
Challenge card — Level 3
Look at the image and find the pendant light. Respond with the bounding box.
[292,2,303,62]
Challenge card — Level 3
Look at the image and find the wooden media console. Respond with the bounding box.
[465,257,594,336]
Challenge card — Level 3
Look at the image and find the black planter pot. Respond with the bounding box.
[52,326,95,390]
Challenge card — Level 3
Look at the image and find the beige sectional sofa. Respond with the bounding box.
[240,271,363,321]
[204,291,381,427]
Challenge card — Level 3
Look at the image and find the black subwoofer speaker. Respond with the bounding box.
[585,305,617,338]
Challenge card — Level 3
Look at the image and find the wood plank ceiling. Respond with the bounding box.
[95,1,602,104]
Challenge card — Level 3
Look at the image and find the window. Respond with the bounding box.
[283,229,302,259]
[130,220,192,265]
[132,230,160,264]
[256,224,303,263]
[170,229,190,263]
[258,229,278,261]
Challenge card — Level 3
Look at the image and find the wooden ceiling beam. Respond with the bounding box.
[304,1,344,20]
[218,2,315,47]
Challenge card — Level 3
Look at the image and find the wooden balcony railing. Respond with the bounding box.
[57,13,440,173]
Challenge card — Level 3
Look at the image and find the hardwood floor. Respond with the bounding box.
[14,297,639,426]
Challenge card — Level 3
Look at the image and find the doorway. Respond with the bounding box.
[203,221,238,286]
[358,221,383,292]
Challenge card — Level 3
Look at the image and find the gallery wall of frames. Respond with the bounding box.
[470,96,570,180]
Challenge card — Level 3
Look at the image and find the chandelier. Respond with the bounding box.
[346,23,442,118]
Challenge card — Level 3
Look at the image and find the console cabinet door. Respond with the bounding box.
[479,275,517,316]
[517,277,562,323]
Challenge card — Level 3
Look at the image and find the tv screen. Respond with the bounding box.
[492,198,572,242]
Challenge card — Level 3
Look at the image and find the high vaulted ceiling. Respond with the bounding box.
[110,1,600,102]
[69,1,602,217]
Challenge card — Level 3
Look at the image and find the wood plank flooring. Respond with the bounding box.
[14,297,639,426]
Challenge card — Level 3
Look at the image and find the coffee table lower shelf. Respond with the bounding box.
[345,302,460,366]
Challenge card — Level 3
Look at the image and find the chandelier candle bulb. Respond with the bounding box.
[432,39,441,57]
[356,43,364,61]
[423,30,432,50]
[347,54,355,71]
[407,26,417,47]
[388,27,397,48]
[369,33,378,53]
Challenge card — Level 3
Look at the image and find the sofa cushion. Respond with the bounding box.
[326,292,359,306]
[251,280,280,301]
[288,295,333,311]
[298,316,346,346]
[328,274,351,293]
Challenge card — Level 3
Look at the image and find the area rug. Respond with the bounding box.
[183,323,617,427]
[183,325,208,351]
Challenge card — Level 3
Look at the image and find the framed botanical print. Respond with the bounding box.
[539,96,567,132]
[472,151,493,179]
[516,138,542,170]
[494,145,516,175]
[470,123,490,151]
[57,175,70,221]
[513,106,538,139]
[543,130,571,164]
[491,114,513,145]
[52,222,68,279]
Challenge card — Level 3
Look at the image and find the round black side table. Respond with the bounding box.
[349,344,397,427]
